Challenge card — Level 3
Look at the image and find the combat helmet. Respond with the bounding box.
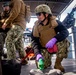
[35,4,52,15]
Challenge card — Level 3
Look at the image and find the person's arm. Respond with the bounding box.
[5,0,21,25]
[45,20,69,49]
[31,31,41,56]
[54,20,69,42]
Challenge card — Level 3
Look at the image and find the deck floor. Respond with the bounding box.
[20,58,76,75]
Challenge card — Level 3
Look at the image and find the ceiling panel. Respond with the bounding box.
[24,0,73,16]
[0,0,73,17]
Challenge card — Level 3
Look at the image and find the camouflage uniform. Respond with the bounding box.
[4,0,28,60]
[5,25,25,60]
[56,39,70,58]
[41,49,52,68]
[35,39,70,69]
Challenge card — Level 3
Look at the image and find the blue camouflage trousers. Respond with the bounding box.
[5,25,26,60]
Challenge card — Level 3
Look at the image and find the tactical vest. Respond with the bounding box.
[33,18,58,47]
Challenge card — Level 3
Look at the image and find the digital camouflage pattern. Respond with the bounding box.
[41,49,52,68]
[5,25,26,60]
[56,39,70,58]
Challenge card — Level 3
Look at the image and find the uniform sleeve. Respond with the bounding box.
[5,0,21,25]
[54,20,69,42]
[31,25,42,56]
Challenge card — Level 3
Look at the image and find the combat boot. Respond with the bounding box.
[54,57,65,72]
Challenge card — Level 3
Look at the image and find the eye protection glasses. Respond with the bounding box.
[36,13,42,16]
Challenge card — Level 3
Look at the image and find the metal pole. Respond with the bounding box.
[72,26,76,59]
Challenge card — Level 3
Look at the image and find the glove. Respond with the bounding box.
[45,38,57,48]
[36,54,43,61]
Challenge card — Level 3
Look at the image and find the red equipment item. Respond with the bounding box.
[47,44,58,54]
[21,48,35,62]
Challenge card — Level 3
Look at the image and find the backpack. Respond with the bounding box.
[25,4,31,23]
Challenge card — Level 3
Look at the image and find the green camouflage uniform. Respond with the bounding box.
[5,25,26,60]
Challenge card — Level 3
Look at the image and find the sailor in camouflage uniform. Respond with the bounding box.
[2,0,30,64]
[31,4,70,72]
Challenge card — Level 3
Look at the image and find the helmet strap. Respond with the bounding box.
[40,13,46,25]
[41,17,46,22]
[40,14,50,26]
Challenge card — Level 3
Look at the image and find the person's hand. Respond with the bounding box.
[36,54,43,61]
[45,38,57,48]
[0,19,5,23]
[2,23,7,30]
